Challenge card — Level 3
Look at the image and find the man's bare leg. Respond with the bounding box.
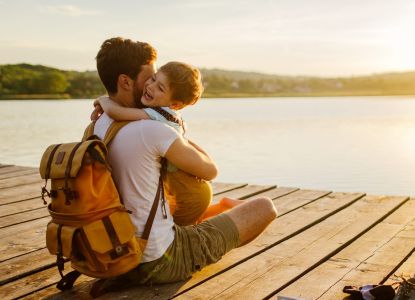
[224,197,277,246]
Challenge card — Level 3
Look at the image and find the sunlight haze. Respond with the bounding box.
[1,0,414,76]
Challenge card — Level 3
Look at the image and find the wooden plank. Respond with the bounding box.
[0,198,45,217]
[0,265,76,300]
[212,184,276,202]
[244,186,299,201]
[0,217,49,262]
[176,195,407,299]
[0,166,35,176]
[318,225,415,299]
[241,187,332,216]
[278,198,415,299]
[0,169,38,180]
[0,184,41,205]
[0,173,42,190]
[211,182,248,195]
[39,191,363,300]
[384,248,415,285]
[0,207,49,229]
[271,188,330,215]
[0,248,54,284]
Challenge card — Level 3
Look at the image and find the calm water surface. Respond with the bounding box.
[1,97,414,196]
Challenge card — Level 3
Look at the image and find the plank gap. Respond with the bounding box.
[380,246,415,285]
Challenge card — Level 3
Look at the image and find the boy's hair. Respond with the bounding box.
[160,62,204,105]
[96,37,157,94]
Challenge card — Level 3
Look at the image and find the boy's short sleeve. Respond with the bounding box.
[140,120,179,156]
[143,108,165,122]
[143,108,183,135]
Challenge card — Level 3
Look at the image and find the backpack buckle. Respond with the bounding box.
[62,188,79,205]
[41,184,50,205]
[109,245,128,259]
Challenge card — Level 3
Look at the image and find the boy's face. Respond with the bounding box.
[133,63,156,108]
[141,71,182,108]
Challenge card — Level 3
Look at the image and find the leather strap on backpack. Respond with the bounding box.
[56,270,81,291]
[82,122,95,141]
[82,121,130,146]
[142,158,167,240]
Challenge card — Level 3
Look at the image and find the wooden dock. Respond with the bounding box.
[0,163,414,299]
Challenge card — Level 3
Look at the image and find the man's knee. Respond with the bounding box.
[225,197,277,246]
[251,197,278,221]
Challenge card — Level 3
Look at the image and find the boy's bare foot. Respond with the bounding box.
[198,197,245,222]
[219,197,244,209]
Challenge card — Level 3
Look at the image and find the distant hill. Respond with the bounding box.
[1,63,415,99]
[0,64,104,99]
[200,68,415,97]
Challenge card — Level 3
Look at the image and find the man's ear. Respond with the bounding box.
[117,74,133,91]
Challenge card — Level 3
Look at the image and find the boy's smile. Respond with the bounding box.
[141,71,175,108]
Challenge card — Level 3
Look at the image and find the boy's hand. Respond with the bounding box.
[90,98,104,121]
[98,96,121,110]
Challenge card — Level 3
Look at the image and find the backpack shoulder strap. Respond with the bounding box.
[103,121,130,146]
[82,122,95,141]
[142,158,167,240]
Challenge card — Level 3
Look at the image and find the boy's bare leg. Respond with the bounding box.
[198,197,245,222]
[224,197,277,246]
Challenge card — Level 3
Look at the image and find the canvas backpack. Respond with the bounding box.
[39,121,164,291]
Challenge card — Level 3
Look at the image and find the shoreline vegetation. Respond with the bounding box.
[1,63,415,100]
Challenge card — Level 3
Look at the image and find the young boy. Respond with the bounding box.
[93,61,241,225]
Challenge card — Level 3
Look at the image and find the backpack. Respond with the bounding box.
[39,121,164,291]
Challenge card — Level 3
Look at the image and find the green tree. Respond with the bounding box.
[32,71,68,94]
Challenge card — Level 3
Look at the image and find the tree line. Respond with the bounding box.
[1,63,415,99]
[0,64,105,99]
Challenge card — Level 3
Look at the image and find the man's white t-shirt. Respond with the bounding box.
[94,113,178,262]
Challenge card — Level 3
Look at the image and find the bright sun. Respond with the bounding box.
[388,19,415,70]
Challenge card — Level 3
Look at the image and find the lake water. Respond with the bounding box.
[1,97,415,196]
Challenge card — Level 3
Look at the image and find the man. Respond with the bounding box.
[93,37,277,285]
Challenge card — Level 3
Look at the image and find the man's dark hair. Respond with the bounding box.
[96,37,157,94]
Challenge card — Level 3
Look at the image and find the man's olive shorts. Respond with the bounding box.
[126,213,240,284]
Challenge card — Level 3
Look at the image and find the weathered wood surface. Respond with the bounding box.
[0,165,413,300]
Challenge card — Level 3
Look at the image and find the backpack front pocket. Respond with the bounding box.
[46,222,77,258]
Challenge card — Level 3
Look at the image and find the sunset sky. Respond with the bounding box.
[1,0,414,76]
